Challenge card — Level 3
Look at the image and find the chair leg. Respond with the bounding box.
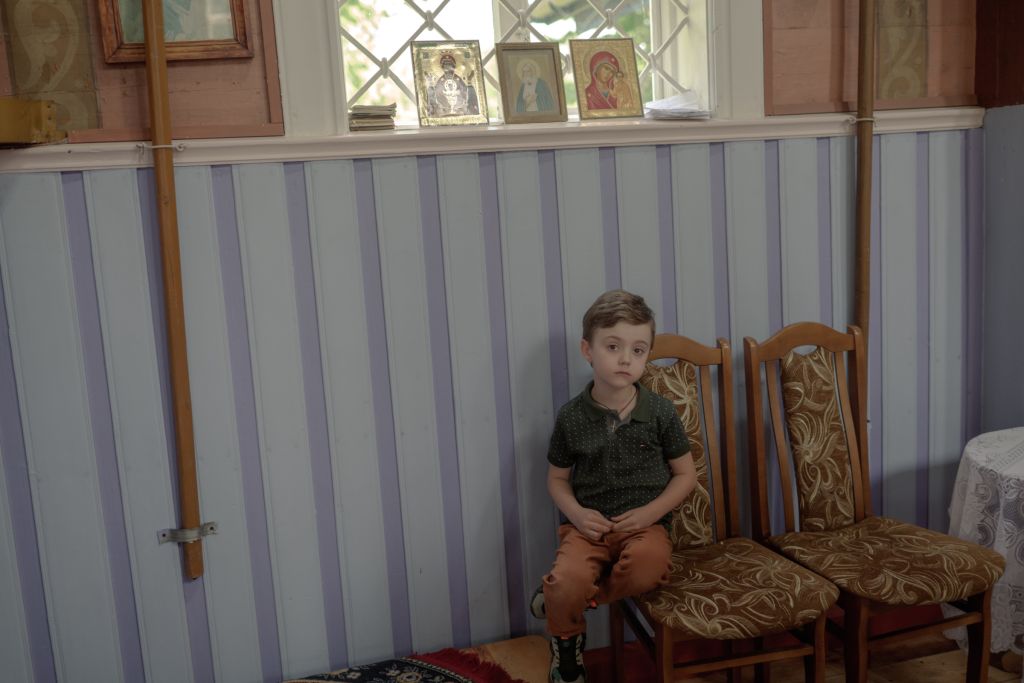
[754,637,771,683]
[655,624,674,683]
[803,614,827,683]
[610,601,625,683]
[726,640,740,683]
[843,595,870,683]
[965,589,993,683]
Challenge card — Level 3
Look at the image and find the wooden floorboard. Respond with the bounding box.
[475,633,1019,683]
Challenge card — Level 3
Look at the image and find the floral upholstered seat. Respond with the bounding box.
[770,515,1004,606]
[638,537,838,639]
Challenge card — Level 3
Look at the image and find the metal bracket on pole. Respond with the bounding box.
[158,522,218,545]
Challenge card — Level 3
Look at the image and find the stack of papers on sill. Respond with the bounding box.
[644,91,710,120]
[349,103,397,131]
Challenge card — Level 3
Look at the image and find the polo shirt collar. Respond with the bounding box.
[581,381,653,423]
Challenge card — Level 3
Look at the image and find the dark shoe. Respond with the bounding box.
[530,584,546,619]
[549,633,587,683]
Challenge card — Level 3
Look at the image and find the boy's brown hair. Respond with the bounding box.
[581,289,655,342]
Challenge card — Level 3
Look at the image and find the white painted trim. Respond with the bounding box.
[272,0,345,137]
[0,108,983,173]
[710,0,765,119]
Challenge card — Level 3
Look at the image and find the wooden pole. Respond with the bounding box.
[853,0,876,341]
[141,0,204,579]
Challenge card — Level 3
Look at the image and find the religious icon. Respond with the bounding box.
[570,38,643,120]
[496,42,567,124]
[412,41,489,127]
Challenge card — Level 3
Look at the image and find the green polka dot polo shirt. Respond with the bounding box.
[548,381,691,528]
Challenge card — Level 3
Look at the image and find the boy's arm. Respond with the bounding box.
[548,464,614,540]
[610,453,696,532]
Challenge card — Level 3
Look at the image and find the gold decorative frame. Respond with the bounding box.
[569,38,643,120]
[98,0,252,63]
[495,42,567,124]
[411,41,489,127]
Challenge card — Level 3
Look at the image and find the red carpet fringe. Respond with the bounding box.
[410,648,528,683]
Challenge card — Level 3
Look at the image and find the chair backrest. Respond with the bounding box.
[743,322,871,539]
[641,333,738,549]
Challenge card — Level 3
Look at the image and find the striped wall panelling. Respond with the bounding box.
[0,131,979,682]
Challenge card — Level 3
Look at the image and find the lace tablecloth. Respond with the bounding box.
[946,427,1024,662]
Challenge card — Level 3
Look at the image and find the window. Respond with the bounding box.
[338,0,710,124]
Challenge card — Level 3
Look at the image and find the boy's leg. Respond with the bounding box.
[544,524,611,638]
[595,525,672,604]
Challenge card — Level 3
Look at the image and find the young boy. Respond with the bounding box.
[532,289,696,683]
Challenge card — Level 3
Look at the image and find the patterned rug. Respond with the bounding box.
[285,647,527,683]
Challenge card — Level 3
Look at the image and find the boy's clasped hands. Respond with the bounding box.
[569,506,663,539]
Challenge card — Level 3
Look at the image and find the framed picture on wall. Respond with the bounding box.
[569,38,643,120]
[495,42,567,124]
[98,0,253,63]
[411,41,489,127]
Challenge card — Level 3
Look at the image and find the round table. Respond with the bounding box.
[946,427,1024,670]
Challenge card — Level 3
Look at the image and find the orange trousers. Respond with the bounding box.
[543,523,672,637]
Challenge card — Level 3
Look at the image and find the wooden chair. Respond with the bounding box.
[743,322,1006,683]
[610,333,838,683]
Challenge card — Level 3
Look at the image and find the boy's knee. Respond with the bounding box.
[618,537,671,579]
[547,563,595,593]
[648,543,672,572]
[630,536,671,564]
[618,550,669,577]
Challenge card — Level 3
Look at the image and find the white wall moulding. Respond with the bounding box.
[0,107,983,173]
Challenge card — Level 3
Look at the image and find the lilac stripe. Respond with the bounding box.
[283,162,349,666]
[869,137,883,509]
[136,169,217,683]
[479,153,526,636]
[136,170,180,512]
[539,150,570,408]
[62,172,145,682]
[599,148,622,289]
[656,146,678,333]
[763,141,785,531]
[817,139,834,324]
[965,129,984,441]
[416,156,471,648]
[915,135,930,528]
[709,144,731,341]
[765,141,783,331]
[210,164,282,683]
[0,215,55,683]
[353,159,413,656]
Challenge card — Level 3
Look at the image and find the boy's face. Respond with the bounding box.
[581,321,653,391]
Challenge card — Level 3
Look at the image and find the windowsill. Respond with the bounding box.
[0,107,983,173]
